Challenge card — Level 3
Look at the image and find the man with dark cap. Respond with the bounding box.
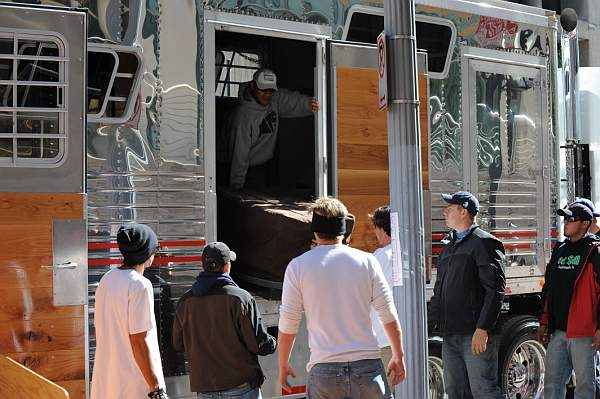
[218,68,319,189]
[538,203,600,399]
[278,197,405,399]
[172,242,276,399]
[91,223,168,399]
[428,191,506,399]
[573,197,600,236]
[573,199,600,399]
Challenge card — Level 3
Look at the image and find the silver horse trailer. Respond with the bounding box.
[0,1,558,398]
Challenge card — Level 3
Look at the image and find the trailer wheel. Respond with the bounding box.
[428,338,446,399]
[498,316,545,399]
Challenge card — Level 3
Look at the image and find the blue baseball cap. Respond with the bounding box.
[573,197,600,217]
[442,191,480,216]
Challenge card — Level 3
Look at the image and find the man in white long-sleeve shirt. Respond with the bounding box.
[278,197,406,399]
[369,206,396,392]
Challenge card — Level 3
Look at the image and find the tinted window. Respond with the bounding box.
[345,12,454,75]
[416,22,453,74]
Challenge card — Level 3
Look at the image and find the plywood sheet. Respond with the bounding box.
[0,193,85,399]
[0,355,68,399]
[6,349,85,381]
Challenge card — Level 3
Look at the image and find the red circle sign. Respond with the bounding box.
[377,36,385,78]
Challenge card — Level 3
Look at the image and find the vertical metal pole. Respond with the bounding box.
[384,1,429,398]
[561,8,579,202]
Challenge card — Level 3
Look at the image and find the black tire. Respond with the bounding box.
[428,338,446,399]
[498,315,545,399]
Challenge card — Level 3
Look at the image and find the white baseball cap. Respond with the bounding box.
[253,69,278,91]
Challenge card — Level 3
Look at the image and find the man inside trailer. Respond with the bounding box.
[218,68,319,190]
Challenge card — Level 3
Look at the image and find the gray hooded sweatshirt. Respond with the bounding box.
[219,81,313,188]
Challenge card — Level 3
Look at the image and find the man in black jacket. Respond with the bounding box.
[172,242,276,398]
[537,203,600,399]
[429,191,506,399]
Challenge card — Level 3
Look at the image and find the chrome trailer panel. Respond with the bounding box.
[85,1,208,396]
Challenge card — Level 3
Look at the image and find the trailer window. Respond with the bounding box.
[87,45,142,124]
[216,50,261,98]
[0,32,67,166]
[344,9,455,78]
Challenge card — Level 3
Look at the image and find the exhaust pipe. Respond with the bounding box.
[561,8,580,202]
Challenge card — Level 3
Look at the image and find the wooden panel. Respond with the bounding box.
[6,349,85,381]
[0,355,68,399]
[0,224,53,259]
[0,287,84,321]
[336,67,388,145]
[0,193,83,223]
[338,169,389,196]
[336,67,430,252]
[0,318,85,353]
[0,193,86,399]
[338,143,388,171]
[0,256,54,289]
[341,194,390,253]
[337,67,389,252]
[58,379,86,399]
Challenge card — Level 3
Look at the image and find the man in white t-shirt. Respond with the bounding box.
[369,206,396,392]
[91,223,168,399]
[278,197,406,399]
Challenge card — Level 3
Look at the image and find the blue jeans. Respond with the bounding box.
[307,358,392,399]
[442,334,505,399]
[545,330,596,399]
[197,384,261,399]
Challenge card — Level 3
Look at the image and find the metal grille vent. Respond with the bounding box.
[0,30,68,167]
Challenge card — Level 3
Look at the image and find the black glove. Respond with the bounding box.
[148,388,169,399]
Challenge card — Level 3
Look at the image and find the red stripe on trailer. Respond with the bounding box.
[282,386,306,395]
[88,240,206,250]
[88,255,202,266]
[494,231,537,238]
[504,244,534,250]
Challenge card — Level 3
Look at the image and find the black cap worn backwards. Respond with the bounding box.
[557,203,593,221]
[202,242,237,270]
[117,223,159,266]
[442,191,480,216]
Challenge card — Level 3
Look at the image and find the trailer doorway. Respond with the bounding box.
[214,30,317,197]
[203,13,330,286]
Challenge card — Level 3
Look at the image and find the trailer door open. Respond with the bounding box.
[461,47,551,282]
[327,40,430,254]
[0,5,87,399]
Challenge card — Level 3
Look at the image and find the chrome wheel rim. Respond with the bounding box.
[428,355,446,399]
[504,339,545,399]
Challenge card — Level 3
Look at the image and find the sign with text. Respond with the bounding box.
[377,31,387,111]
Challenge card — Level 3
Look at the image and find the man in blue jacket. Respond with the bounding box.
[429,191,506,399]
